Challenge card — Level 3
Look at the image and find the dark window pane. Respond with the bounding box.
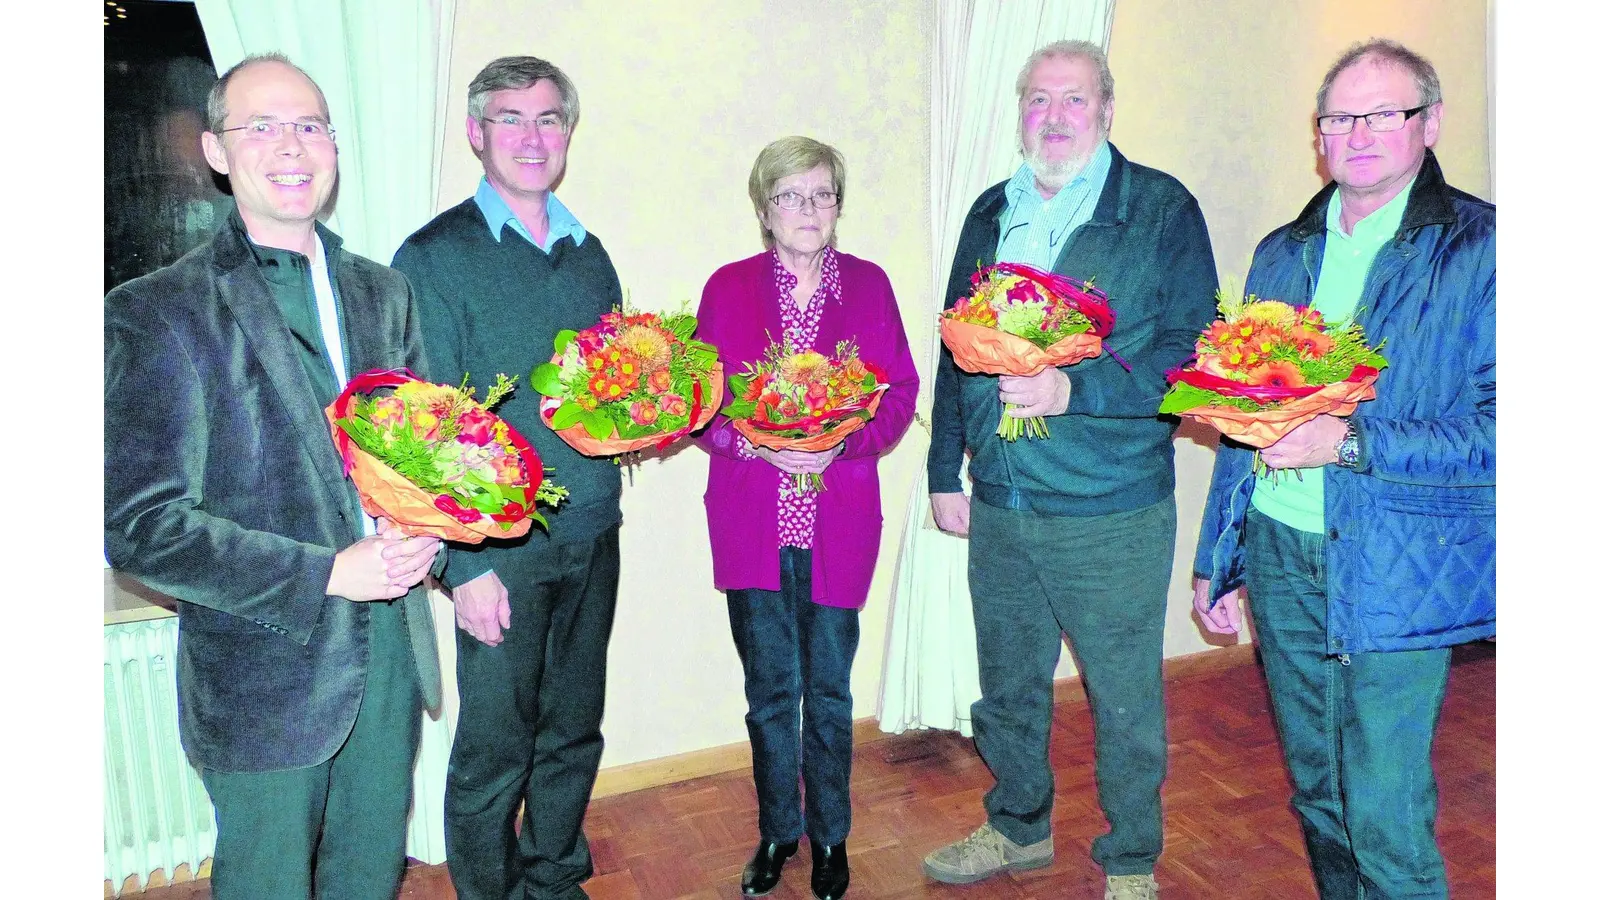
[105,1,234,293]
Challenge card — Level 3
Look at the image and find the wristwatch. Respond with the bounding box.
[1334,420,1361,469]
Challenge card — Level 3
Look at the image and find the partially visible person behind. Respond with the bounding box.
[922,40,1218,900]
[391,55,624,900]
[105,53,443,900]
[696,136,919,900]
[1193,38,1495,900]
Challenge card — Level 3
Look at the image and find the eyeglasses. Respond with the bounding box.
[482,113,567,135]
[1316,104,1429,136]
[769,190,839,211]
[218,118,336,142]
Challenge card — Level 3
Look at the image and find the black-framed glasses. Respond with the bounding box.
[769,190,839,211]
[1316,104,1429,136]
[218,118,336,142]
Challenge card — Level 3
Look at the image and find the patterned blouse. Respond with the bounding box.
[741,246,842,549]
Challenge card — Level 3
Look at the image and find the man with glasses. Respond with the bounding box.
[1193,39,1494,898]
[105,53,443,899]
[391,55,623,900]
[923,40,1218,900]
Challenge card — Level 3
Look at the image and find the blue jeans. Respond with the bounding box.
[726,547,861,846]
[967,496,1174,876]
[1245,509,1453,899]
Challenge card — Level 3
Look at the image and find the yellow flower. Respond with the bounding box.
[1241,299,1296,326]
[614,324,674,375]
[779,351,831,386]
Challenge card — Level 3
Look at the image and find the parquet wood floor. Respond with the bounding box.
[123,642,1495,899]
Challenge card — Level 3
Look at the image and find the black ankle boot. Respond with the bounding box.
[809,838,849,900]
[741,840,799,896]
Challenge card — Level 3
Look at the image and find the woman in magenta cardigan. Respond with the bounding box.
[697,136,918,900]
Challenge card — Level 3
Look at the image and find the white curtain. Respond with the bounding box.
[194,0,458,264]
[877,0,1117,737]
[192,0,460,863]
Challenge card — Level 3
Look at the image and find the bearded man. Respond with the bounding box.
[922,39,1219,900]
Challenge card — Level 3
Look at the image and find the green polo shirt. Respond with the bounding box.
[1249,176,1414,533]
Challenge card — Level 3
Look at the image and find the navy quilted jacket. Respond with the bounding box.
[1194,151,1495,653]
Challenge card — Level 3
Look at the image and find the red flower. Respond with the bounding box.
[434,494,484,523]
[490,500,525,523]
[456,407,497,446]
[660,393,688,417]
[777,399,799,419]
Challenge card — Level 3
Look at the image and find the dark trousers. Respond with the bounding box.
[726,546,862,847]
[444,527,621,900]
[200,598,421,900]
[966,496,1174,876]
[1245,509,1453,900]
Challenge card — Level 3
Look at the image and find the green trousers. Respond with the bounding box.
[1245,509,1453,899]
[967,496,1175,876]
[200,598,422,900]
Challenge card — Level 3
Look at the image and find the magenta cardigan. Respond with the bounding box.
[696,251,920,609]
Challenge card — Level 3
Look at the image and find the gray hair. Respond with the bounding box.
[205,52,328,134]
[1316,38,1442,116]
[1015,39,1114,105]
[747,135,847,249]
[467,56,579,130]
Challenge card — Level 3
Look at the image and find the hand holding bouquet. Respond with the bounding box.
[325,370,567,543]
[722,339,889,492]
[940,261,1117,440]
[1159,288,1387,450]
[530,306,723,457]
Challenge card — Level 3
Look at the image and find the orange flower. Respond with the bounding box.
[1290,325,1334,358]
[370,395,406,426]
[647,369,673,395]
[1243,360,1307,389]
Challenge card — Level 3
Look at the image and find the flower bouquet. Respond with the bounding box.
[530,306,723,457]
[1159,289,1387,449]
[940,261,1118,440]
[325,369,567,543]
[722,339,889,492]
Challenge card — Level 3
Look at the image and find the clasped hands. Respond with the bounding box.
[326,517,441,603]
[744,439,844,476]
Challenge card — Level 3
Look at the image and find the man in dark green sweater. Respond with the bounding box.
[391,56,623,900]
[922,42,1218,900]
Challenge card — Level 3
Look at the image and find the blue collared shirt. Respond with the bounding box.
[996,140,1112,269]
[472,176,587,253]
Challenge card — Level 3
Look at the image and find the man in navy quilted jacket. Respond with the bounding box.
[1192,39,1494,900]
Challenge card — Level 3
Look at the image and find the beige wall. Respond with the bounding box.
[437,0,1490,769]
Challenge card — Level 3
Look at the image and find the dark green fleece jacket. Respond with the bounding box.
[928,143,1220,516]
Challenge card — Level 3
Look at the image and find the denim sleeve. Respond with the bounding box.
[1358,256,1495,487]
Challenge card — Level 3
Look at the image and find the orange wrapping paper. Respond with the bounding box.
[731,389,885,452]
[940,317,1103,376]
[322,406,533,545]
[543,363,725,457]
[1179,373,1379,448]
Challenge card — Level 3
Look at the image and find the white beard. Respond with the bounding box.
[1023,126,1107,194]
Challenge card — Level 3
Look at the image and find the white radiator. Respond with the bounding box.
[104,591,459,894]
